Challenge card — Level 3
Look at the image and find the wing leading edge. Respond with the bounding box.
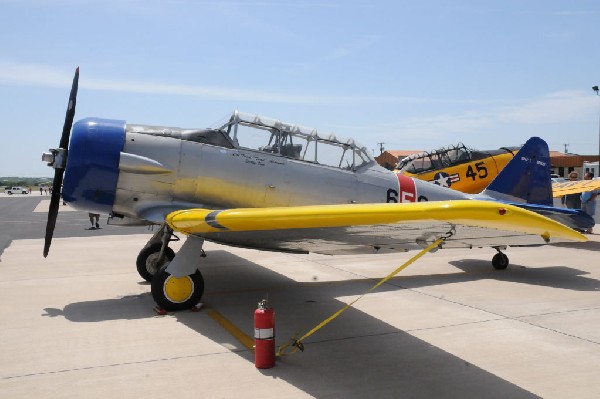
[165,201,586,255]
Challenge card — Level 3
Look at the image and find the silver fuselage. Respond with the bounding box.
[112,124,466,223]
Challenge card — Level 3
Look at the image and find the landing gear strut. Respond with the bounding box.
[492,248,509,270]
[136,224,179,282]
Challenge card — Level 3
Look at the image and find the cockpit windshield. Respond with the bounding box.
[216,111,373,170]
[396,143,472,174]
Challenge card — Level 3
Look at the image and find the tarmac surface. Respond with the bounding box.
[1,193,599,398]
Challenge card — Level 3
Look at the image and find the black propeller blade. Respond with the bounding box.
[43,67,79,258]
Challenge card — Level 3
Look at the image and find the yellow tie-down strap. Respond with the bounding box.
[276,236,446,357]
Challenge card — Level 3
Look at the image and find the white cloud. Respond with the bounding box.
[496,90,596,124]
[327,34,380,61]
[0,61,73,88]
[399,112,493,136]
[385,91,596,139]
[1,61,596,139]
[338,91,599,153]
[0,61,432,105]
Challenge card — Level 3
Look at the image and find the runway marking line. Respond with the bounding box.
[207,309,255,352]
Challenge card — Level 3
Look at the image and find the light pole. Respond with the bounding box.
[594,85,600,174]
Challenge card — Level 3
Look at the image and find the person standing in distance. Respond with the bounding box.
[581,172,598,234]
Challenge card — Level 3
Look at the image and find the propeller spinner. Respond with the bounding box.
[42,67,79,257]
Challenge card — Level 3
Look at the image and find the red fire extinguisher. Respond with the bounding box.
[254,299,275,369]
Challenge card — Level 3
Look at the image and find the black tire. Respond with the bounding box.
[492,252,509,270]
[136,244,175,282]
[151,266,205,311]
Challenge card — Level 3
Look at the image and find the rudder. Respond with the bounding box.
[481,137,553,206]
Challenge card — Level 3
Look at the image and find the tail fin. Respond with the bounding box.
[481,137,553,206]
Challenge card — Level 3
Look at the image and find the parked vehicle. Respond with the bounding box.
[5,186,29,195]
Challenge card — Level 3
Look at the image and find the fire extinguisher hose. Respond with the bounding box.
[277,235,448,357]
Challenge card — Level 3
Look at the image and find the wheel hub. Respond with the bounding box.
[147,253,166,275]
[163,275,194,303]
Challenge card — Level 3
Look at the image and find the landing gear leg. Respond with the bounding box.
[136,224,178,282]
[492,247,509,270]
[151,236,206,311]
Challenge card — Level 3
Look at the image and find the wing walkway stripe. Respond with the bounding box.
[205,211,228,230]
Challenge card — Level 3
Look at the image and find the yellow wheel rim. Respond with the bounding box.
[163,275,194,303]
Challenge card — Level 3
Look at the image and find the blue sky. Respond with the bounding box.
[1,0,600,176]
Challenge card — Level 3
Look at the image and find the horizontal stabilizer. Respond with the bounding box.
[509,202,595,230]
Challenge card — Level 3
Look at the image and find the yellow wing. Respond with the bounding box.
[165,200,586,255]
[552,180,600,198]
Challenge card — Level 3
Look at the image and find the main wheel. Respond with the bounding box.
[492,252,509,270]
[136,244,175,282]
[151,266,205,311]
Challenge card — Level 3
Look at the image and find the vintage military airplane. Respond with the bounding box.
[396,143,519,194]
[42,69,593,311]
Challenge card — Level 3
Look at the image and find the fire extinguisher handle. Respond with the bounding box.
[258,299,269,309]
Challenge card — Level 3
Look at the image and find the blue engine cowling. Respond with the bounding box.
[62,117,125,214]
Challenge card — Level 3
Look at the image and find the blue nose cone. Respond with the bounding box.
[62,117,125,214]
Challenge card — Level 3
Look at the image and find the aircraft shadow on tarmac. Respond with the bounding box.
[40,249,572,398]
[549,239,600,252]
[445,260,599,291]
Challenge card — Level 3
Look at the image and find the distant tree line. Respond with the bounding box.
[0,177,52,188]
